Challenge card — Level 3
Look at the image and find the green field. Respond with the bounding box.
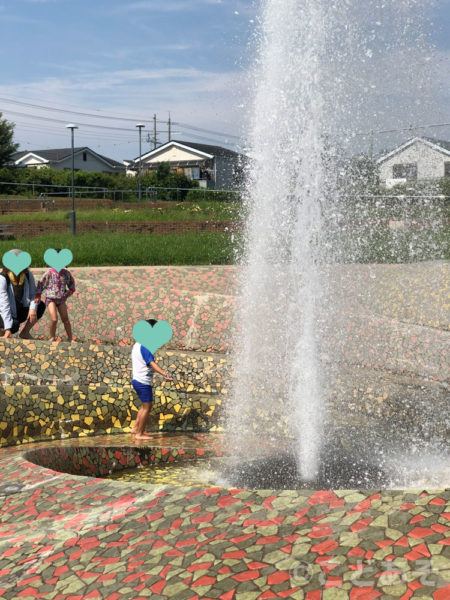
[0,225,447,266]
[0,232,239,266]
[0,201,241,223]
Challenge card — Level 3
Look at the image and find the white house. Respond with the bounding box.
[377,137,450,188]
[125,140,245,189]
[11,147,125,174]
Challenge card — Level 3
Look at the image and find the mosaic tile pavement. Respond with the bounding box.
[19,262,449,359]
[25,266,237,351]
[0,341,228,446]
[0,433,449,600]
[0,264,448,598]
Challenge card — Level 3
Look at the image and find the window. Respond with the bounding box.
[392,163,417,180]
[83,152,87,161]
[445,162,450,178]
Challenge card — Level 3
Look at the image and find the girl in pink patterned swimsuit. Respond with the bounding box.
[35,265,76,342]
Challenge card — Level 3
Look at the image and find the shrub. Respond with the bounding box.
[185,189,241,203]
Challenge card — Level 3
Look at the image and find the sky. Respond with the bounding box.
[0,0,449,162]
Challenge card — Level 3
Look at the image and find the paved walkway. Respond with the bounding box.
[0,433,449,599]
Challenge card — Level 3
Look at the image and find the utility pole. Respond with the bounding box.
[153,114,157,149]
[66,124,78,235]
[136,124,145,201]
[168,113,171,142]
[369,129,374,158]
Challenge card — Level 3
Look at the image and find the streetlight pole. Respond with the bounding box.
[66,124,78,235]
[136,124,145,201]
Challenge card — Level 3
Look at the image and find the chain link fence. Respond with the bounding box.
[0,181,241,211]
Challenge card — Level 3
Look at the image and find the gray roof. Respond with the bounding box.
[377,136,450,164]
[423,137,450,153]
[11,147,125,169]
[130,140,244,164]
[171,140,242,159]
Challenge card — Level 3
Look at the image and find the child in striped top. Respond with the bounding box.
[35,263,76,342]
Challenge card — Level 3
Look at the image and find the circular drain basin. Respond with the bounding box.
[107,456,228,487]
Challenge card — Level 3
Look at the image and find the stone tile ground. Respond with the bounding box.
[0,264,448,599]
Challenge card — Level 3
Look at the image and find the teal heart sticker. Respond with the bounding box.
[2,250,32,276]
[44,248,73,273]
[132,320,173,354]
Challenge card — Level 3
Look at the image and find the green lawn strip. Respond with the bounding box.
[0,232,238,266]
[0,225,447,266]
[0,201,241,223]
[326,226,450,263]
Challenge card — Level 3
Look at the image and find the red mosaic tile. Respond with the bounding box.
[192,576,216,587]
[410,514,425,523]
[431,523,449,534]
[350,588,381,600]
[149,580,166,594]
[308,524,334,538]
[256,536,281,545]
[187,562,214,572]
[325,576,343,588]
[232,570,261,582]
[305,591,322,600]
[267,571,291,585]
[311,539,339,554]
[429,497,446,505]
[258,592,277,600]
[434,585,450,600]
[222,550,246,559]
[351,518,373,532]
[408,526,436,538]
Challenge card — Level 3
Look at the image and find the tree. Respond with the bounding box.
[0,113,19,167]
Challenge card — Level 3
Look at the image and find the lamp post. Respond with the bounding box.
[136,124,145,201]
[66,124,78,235]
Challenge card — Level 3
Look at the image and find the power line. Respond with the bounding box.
[3,108,144,132]
[0,95,241,141]
[0,96,161,124]
[356,122,450,137]
[175,121,241,140]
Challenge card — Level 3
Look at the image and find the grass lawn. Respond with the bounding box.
[327,226,450,263]
[0,226,447,266]
[0,201,241,223]
[0,232,239,266]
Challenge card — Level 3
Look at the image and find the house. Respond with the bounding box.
[125,140,246,189]
[377,137,450,188]
[11,147,125,174]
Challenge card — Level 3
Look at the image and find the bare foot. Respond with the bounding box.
[135,433,152,440]
[49,337,56,342]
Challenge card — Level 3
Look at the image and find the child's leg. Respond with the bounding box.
[135,403,152,439]
[131,406,144,433]
[57,302,73,342]
[47,301,58,341]
[131,381,153,439]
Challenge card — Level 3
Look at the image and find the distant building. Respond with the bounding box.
[11,147,125,174]
[125,140,246,189]
[377,137,450,188]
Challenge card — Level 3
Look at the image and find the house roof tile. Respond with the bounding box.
[11,147,125,169]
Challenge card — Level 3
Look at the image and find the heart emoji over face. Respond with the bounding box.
[2,250,32,276]
[132,320,173,354]
[44,248,73,273]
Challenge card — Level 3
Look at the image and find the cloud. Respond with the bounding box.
[117,0,223,13]
[0,64,250,159]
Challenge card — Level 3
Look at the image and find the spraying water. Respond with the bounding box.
[229,0,330,480]
[228,0,439,484]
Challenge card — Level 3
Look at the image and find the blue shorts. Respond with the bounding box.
[132,379,153,403]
